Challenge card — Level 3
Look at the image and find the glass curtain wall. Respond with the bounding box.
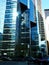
[15,9,31,58]
[0,0,31,60]
[2,0,19,58]
[31,26,40,58]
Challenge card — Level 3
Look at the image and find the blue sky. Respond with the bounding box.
[42,0,49,11]
[0,0,49,33]
[0,0,6,33]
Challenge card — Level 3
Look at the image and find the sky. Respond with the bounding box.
[0,0,6,33]
[42,0,49,11]
[0,0,49,33]
[42,0,49,17]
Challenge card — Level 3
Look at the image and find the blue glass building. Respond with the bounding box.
[0,0,41,61]
[2,0,19,58]
[1,0,32,60]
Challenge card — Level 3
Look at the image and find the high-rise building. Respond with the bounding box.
[31,0,47,58]
[36,0,47,56]
[2,0,19,58]
[37,0,45,41]
[0,0,47,62]
[0,0,33,60]
[44,9,49,55]
[44,9,49,41]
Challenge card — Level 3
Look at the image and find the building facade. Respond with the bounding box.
[31,0,40,58]
[31,0,48,58]
[0,0,32,60]
[0,0,47,62]
[2,0,19,58]
[37,0,45,41]
[36,0,47,56]
[44,9,49,55]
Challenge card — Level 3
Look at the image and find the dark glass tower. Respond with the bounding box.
[15,1,31,58]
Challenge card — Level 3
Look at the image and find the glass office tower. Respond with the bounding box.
[2,0,20,58]
[15,0,31,58]
[1,0,31,60]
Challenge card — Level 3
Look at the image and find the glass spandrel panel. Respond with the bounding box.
[3,35,15,40]
[5,19,16,24]
[3,30,16,34]
[6,5,17,9]
[5,14,13,18]
[6,1,17,5]
[5,19,12,23]
[5,10,12,13]
[4,24,16,28]
[7,0,17,1]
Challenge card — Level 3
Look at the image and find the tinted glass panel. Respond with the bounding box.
[5,19,12,23]
[6,5,16,9]
[5,10,12,13]
[6,2,13,5]
[4,29,16,34]
[5,14,13,18]
[4,24,16,28]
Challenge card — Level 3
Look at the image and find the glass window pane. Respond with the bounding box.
[5,10,12,13]
[5,14,13,18]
